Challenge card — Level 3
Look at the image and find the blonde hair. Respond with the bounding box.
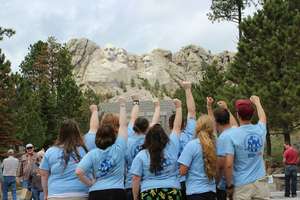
[196,114,217,180]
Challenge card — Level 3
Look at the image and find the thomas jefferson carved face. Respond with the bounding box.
[103,44,116,61]
[142,55,152,68]
[116,48,128,64]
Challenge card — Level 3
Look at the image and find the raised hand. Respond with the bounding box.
[153,98,160,107]
[89,105,98,112]
[181,81,192,90]
[206,97,214,107]
[173,98,182,108]
[250,95,260,105]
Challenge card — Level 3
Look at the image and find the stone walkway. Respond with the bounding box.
[271,192,300,199]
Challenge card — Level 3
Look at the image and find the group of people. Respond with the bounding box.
[1,81,273,200]
[0,143,45,200]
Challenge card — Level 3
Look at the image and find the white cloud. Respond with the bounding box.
[0,0,254,72]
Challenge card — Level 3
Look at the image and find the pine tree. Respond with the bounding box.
[227,0,300,144]
[208,0,261,39]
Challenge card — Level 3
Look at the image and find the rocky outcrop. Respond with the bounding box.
[66,38,234,101]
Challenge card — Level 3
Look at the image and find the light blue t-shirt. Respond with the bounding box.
[178,118,196,182]
[84,131,96,151]
[216,127,238,190]
[223,122,267,187]
[125,132,145,188]
[77,136,127,192]
[40,146,88,197]
[178,139,216,195]
[130,132,181,192]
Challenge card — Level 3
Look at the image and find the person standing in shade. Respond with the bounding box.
[125,95,161,200]
[283,142,299,197]
[2,149,19,200]
[178,115,217,200]
[224,96,269,200]
[76,97,128,200]
[29,150,45,200]
[40,119,89,200]
[18,143,38,189]
[131,99,183,200]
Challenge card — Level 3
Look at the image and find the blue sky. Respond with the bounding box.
[0,0,256,71]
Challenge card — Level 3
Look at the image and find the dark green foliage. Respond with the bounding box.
[227,0,300,143]
[0,27,15,41]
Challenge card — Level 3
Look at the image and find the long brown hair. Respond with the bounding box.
[143,124,169,174]
[55,119,87,168]
[101,113,119,134]
[196,115,217,180]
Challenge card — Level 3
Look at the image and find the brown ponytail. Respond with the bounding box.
[196,115,217,181]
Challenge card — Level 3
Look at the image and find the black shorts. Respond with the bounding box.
[187,192,216,200]
[88,189,126,200]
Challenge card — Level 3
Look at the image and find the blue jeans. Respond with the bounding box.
[285,165,298,196]
[21,179,30,189]
[2,176,17,200]
[32,188,42,200]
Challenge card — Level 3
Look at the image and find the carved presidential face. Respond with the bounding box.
[103,44,116,61]
[116,48,128,64]
[142,55,152,68]
[128,55,137,69]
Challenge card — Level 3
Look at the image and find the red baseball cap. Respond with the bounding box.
[235,99,255,120]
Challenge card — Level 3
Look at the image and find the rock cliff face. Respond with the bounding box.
[67,38,234,101]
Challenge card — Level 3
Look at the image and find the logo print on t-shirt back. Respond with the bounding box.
[244,134,263,158]
[98,157,114,177]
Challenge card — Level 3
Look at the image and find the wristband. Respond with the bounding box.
[133,100,140,105]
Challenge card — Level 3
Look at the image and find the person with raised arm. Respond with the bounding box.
[207,97,238,200]
[84,105,99,151]
[125,97,160,200]
[224,95,269,200]
[76,97,128,200]
[131,99,183,200]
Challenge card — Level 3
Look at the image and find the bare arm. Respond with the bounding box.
[150,99,160,127]
[172,99,182,135]
[182,81,196,118]
[118,97,128,140]
[40,169,49,200]
[75,168,94,187]
[207,97,214,119]
[217,101,238,127]
[216,156,225,184]
[132,175,141,200]
[179,164,189,176]
[130,95,139,125]
[250,96,267,124]
[224,155,234,186]
[89,105,99,133]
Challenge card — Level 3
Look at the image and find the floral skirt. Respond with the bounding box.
[141,188,182,200]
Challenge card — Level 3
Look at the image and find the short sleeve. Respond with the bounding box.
[40,151,50,171]
[84,132,96,151]
[77,152,93,173]
[128,123,135,137]
[223,135,235,155]
[115,136,127,152]
[130,153,143,176]
[257,121,267,135]
[217,136,226,157]
[178,142,194,167]
[169,132,180,154]
[183,118,196,138]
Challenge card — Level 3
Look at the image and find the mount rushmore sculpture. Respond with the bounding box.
[67,38,234,101]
